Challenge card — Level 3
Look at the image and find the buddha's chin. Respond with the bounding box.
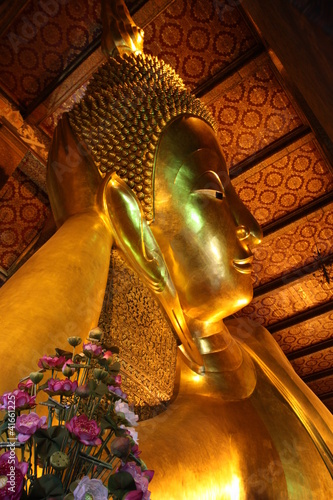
[182,295,252,324]
[180,277,254,323]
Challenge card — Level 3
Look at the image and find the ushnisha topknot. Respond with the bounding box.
[68,52,216,222]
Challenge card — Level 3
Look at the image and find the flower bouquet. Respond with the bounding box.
[0,328,153,499]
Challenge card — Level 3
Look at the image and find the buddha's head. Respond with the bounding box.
[68,52,262,361]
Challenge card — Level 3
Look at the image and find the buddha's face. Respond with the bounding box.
[151,117,262,323]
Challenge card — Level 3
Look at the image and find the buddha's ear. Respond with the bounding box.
[99,172,204,368]
[99,172,169,291]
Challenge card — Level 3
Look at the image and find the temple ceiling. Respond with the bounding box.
[0,0,332,413]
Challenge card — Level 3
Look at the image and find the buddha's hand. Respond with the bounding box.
[47,114,105,227]
[101,0,144,58]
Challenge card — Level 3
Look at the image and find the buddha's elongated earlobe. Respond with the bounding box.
[99,172,204,369]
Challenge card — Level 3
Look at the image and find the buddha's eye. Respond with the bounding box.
[194,188,225,200]
[192,171,225,200]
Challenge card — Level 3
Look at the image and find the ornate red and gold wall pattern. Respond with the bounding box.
[0,0,332,412]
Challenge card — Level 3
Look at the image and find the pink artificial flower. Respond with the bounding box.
[115,374,122,385]
[82,343,103,358]
[120,463,154,500]
[46,378,78,396]
[66,414,101,446]
[62,359,75,376]
[0,451,28,500]
[17,379,33,391]
[103,350,112,360]
[0,390,36,411]
[131,443,141,458]
[73,476,108,500]
[15,412,47,443]
[38,355,66,370]
[75,384,90,398]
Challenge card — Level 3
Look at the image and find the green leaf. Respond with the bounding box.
[28,474,63,499]
[94,382,109,397]
[68,363,89,369]
[88,379,97,391]
[108,471,136,494]
[0,416,8,434]
[96,357,109,369]
[37,381,49,392]
[100,415,118,431]
[109,361,121,373]
[55,348,73,359]
[69,479,80,493]
[115,427,127,438]
[34,426,69,459]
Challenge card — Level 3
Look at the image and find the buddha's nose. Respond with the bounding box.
[229,186,263,248]
[236,218,262,249]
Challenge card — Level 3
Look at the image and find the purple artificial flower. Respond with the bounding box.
[0,451,28,500]
[123,491,143,500]
[120,463,154,500]
[46,378,78,396]
[15,412,47,443]
[82,343,103,358]
[0,390,36,411]
[110,436,131,459]
[38,355,66,370]
[108,385,127,399]
[66,415,101,446]
[73,476,108,500]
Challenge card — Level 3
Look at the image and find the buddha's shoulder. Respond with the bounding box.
[225,316,291,370]
[225,316,333,441]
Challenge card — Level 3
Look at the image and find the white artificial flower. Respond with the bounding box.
[121,425,139,444]
[115,400,139,427]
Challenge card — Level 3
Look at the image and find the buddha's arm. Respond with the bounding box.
[227,317,333,462]
[0,116,113,392]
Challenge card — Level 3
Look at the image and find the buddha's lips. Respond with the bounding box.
[233,256,253,274]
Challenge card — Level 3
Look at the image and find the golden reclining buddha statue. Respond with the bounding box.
[0,0,332,497]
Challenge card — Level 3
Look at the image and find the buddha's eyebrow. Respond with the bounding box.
[198,170,224,189]
[173,147,219,186]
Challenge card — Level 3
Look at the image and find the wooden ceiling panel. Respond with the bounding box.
[252,203,333,287]
[308,375,333,397]
[0,161,50,275]
[233,139,333,227]
[144,0,258,90]
[207,61,303,168]
[273,311,333,356]
[237,270,333,327]
[291,347,333,379]
[0,0,332,406]
[0,0,102,107]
